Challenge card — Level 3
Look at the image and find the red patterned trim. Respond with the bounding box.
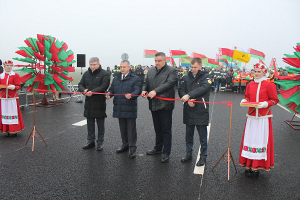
[248,108,256,115]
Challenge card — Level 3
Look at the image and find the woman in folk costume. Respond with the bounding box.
[239,63,279,177]
[0,60,25,136]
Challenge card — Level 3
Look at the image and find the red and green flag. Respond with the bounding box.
[248,48,265,61]
[144,49,157,58]
[207,58,219,68]
[166,57,170,63]
[170,50,187,58]
[219,48,235,62]
[191,52,206,58]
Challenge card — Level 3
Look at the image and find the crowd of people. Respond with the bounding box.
[106,63,285,95]
[0,54,279,177]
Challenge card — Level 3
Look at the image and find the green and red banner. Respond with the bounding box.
[166,57,170,63]
[170,50,187,58]
[219,48,236,62]
[191,52,206,58]
[248,48,265,61]
[144,49,157,58]
[207,58,219,68]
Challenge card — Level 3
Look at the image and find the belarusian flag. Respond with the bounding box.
[269,58,278,75]
[207,58,219,68]
[191,52,206,58]
[219,59,229,66]
[248,48,265,60]
[166,57,170,63]
[144,49,157,58]
[259,59,266,66]
[170,50,187,58]
[219,48,235,62]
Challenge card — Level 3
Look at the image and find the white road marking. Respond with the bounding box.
[192,104,296,175]
[72,120,87,126]
[194,123,211,175]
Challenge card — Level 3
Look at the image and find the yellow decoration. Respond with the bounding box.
[232,50,250,63]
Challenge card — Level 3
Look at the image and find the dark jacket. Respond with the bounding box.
[78,67,110,118]
[135,67,144,76]
[178,70,212,125]
[142,64,178,111]
[108,71,142,118]
[226,71,233,83]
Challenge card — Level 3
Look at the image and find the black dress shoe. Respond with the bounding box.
[129,149,136,159]
[116,145,129,153]
[146,149,162,155]
[246,169,259,177]
[83,142,95,149]
[181,154,192,163]
[96,145,103,151]
[245,169,251,175]
[161,154,169,163]
[196,157,206,166]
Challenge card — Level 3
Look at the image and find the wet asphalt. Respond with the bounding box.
[0,89,299,200]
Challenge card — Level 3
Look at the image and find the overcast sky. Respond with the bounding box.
[1,0,300,70]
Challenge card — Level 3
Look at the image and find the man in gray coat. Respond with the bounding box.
[141,52,178,163]
[78,57,110,151]
[178,57,212,166]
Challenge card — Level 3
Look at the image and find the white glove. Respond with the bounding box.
[7,85,15,90]
[240,99,247,106]
[257,101,268,108]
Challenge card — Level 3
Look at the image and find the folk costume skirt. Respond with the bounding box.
[239,117,274,171]
[0,98,25,134]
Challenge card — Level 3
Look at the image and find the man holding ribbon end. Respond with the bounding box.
[78,57,110,151]
[239,63,278,177]
[0,60,25,136]
[178,57,212,166]
[141,52,178,163]
[106,60,141,159]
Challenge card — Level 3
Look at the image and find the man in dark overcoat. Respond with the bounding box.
[141,52,178,163]
[78,57,110,150]
[178,57,212,166]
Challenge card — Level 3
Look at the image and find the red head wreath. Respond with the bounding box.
[254,63,267,73]
[4,60,13,65]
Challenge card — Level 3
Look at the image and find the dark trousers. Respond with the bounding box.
[118,118,137,151]
[214,80,219,91]
[186,124,208,158]
[87,117,105,146]
[151,110,173,155]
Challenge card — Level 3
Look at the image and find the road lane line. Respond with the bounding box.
[72,120,87,126]
[194,123,211,175]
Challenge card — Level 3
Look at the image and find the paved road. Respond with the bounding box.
[0,90,299,200]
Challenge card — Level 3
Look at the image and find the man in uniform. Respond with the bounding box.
[178,57,212,166]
